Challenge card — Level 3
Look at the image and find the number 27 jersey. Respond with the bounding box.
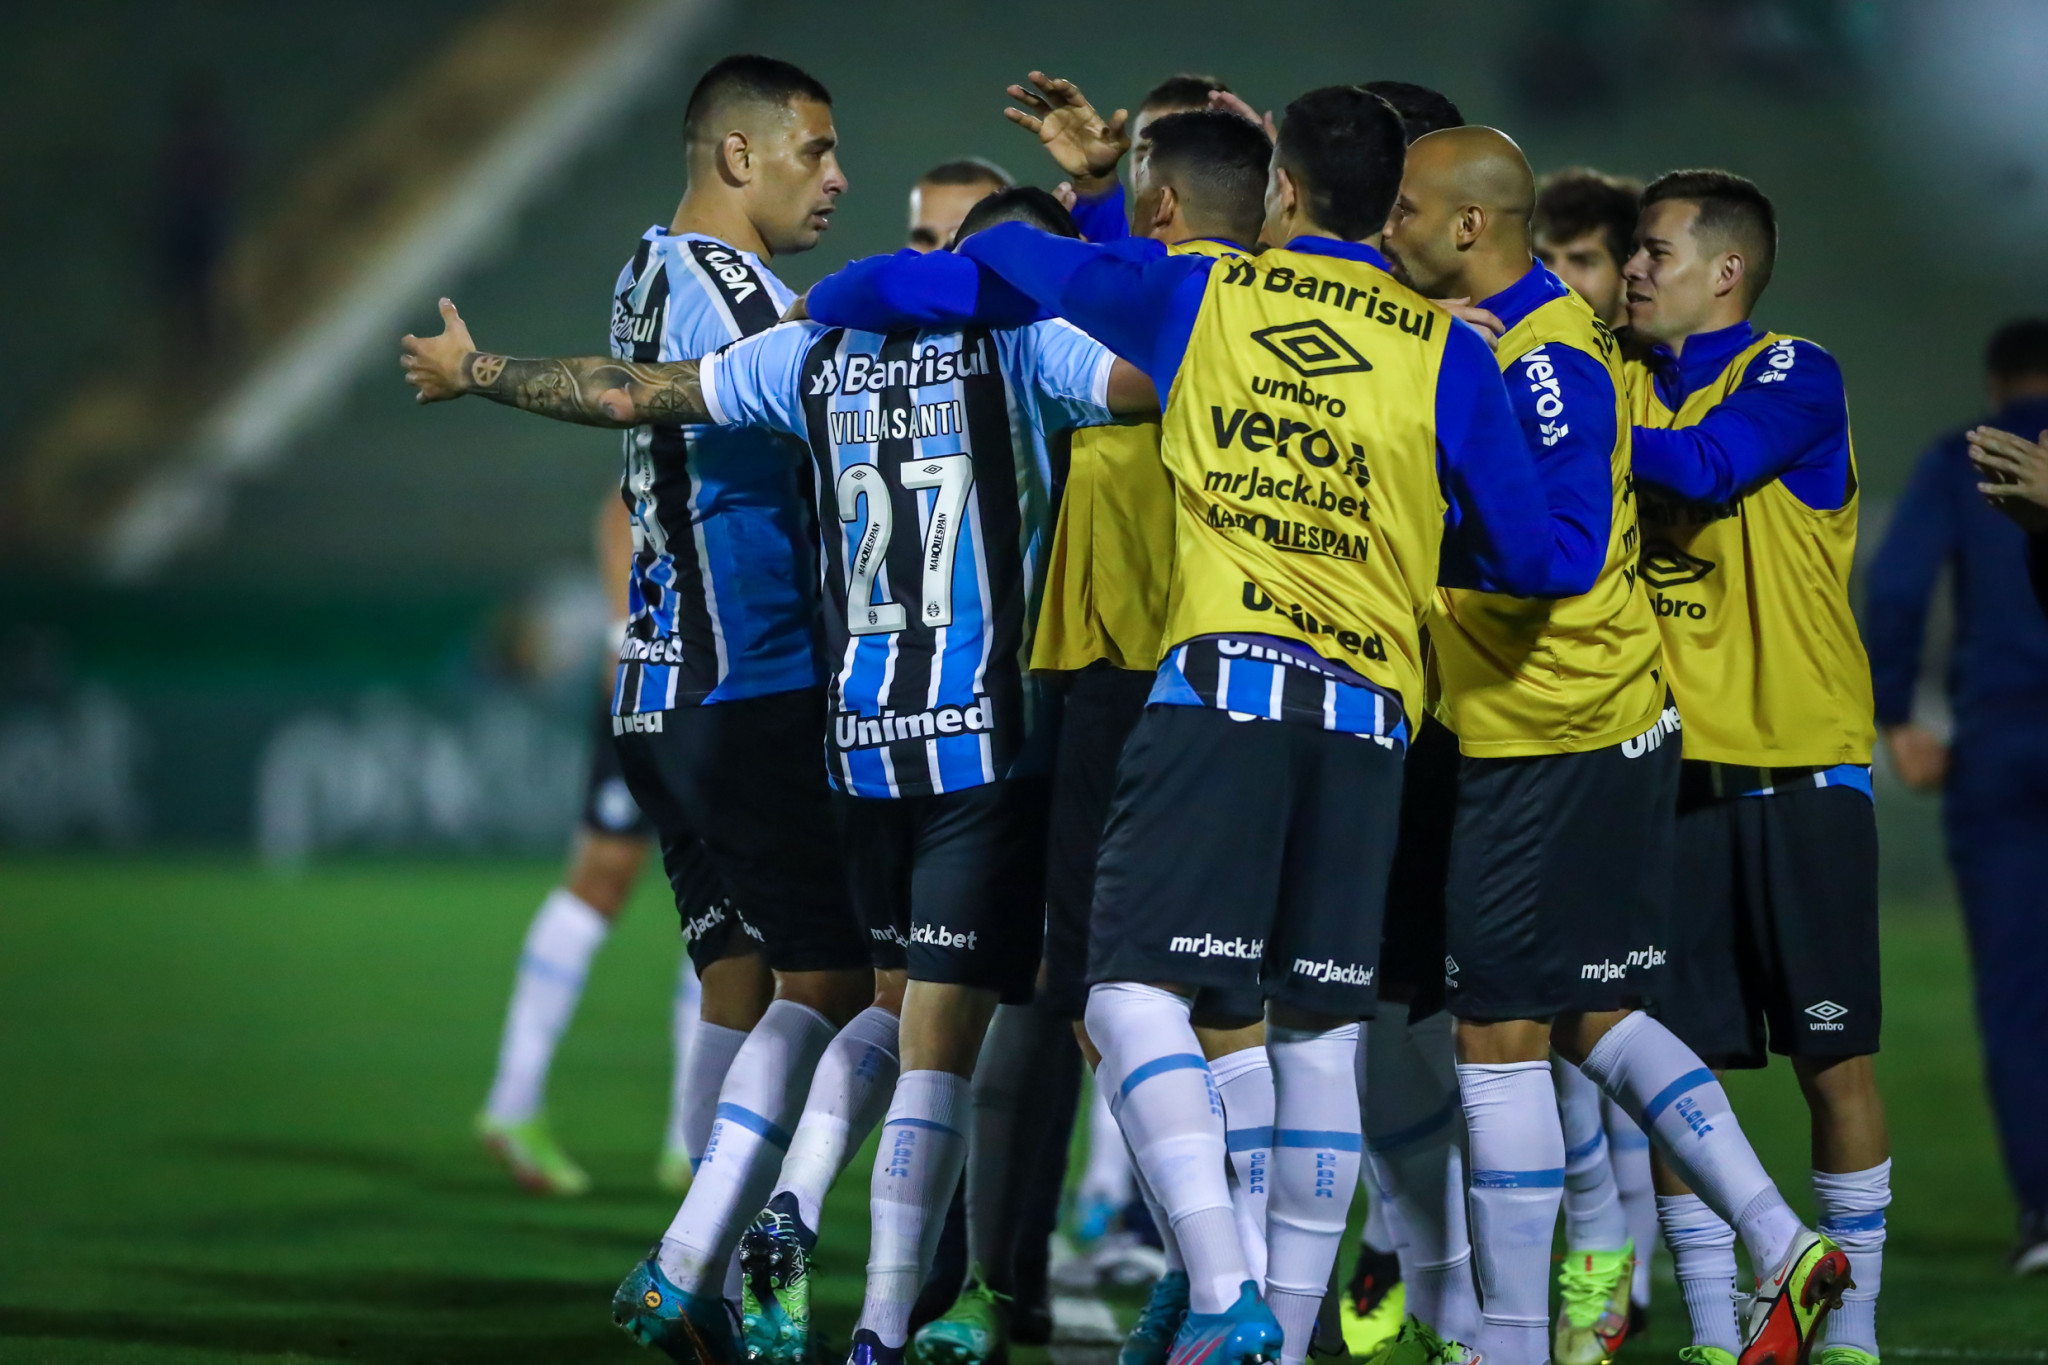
[701,319,1116,799]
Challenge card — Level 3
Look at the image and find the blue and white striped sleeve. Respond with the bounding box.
[698,321,819,438]
[1018,318,1117,432]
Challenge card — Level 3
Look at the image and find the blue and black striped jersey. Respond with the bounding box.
[608,228,823,715]
[702,319,1116,798]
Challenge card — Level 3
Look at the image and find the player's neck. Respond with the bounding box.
[669,187,773,262]
[1444,247,1529,308]
[1667,302,1751,356]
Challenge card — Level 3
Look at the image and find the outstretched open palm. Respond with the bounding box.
[401,299,480,403]
[1004,71,1129,183]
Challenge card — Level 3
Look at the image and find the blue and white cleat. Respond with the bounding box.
[848,1329,907,1365]
[613,1248,744,1364]
[1121,1269,1191,1365]
[1166,1281,1283,1365]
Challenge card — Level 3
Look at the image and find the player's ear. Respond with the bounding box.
[1152,185,1180,235]
[718,130,751,187]
[1715,249,1746,302]
[1458,204,1484,249]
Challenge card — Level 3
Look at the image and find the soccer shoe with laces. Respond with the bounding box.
[1166,1280,1283,1365]
[740,1192,818,1365]
[1553,1241,1636,1365]
[1678,1348,1736,1365]
[475,1111,590,1196]
[614,1250,744,1364]
[1739,1231,1852,1365]
[1120,1268,1190,1365]
[1813,1350,1879,1365]
[1339,1243,1406,1357]
[848,1329,906,1365]
[1359,1314,1481,1365]
[909,1266,1010,1365]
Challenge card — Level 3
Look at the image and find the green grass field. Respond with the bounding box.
[1,856,2042,1363]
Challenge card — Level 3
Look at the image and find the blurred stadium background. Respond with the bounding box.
[2,1,2045,1361]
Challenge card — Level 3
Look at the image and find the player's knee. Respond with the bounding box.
[774,966,874,1026]
[564,832,647,917]
[1454,1015,1552,1064]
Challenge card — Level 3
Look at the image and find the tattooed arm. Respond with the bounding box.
[400,298,706,427]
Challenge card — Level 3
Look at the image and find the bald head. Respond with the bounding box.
[1381,125,1538,300]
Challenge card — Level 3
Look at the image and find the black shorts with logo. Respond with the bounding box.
[1657,762,1881,1068]
[835,776,1049,1004]
[1379,717,1460,1018]
[1443,707,1682,1022]
[613,686,871,976]
[1089,704,1406,1019]
[580,698,655,839]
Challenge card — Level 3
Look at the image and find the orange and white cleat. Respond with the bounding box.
[1737,1232,1853,1365]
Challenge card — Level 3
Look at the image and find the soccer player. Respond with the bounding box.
[1379,125,1666,1365]
[1622,169,1878,1365]
[1529,161,1663,1335]
[1866,319,2048,1276]
[908,159,1014,252]
[401,188,1160,1365]
[478,496,764,1197]
[945,86,1607,1365]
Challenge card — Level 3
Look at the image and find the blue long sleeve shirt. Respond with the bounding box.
[1863,396,2048,736]
[1069,183,1130,243]
[955,221,1601,599]
[1632,319,1854,509]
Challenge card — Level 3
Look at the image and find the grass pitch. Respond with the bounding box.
[0,855,2041,1362]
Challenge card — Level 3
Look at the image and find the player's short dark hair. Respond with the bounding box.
[1358,80,1464,143]
[1274,86,1406,241]
[1143,110,1271,242]
[955,186,1080,243]
[1535,167,1644,269]
[1143,73,1231,112]
[1641,168,1777,305]
[919,157,1014,190]
[683,55,831,148]
[1987,319,2048,379]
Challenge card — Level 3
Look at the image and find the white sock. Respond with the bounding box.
[484,888,609,1123]
[967,1005,1039,1281]
[1457,1060,1564,1365]
[861,1069,970,1347]
[1814,1160,1889,1355]
[1087,983,1242,1313]
[1554,1055,1630,1253]
[1081,1076,1136,1211]
[677,1019,747,1171]
[1605,1096,1657,1309]
[1211,1045,1274,1287]
[1581,1012,1804,1273]
[1363,1003,1473,1341]
[1660,1192,1741,1354]
[774,1005,901,1231]
[664,958,704,1153]
[1117,1103,1187,1273]
[656,1000,838,1293]
[1267,1023,1362,1365]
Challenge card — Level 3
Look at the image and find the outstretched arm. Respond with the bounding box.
[400,298,708,427]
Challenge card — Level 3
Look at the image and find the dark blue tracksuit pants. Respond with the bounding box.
[1945,723,2048,1216]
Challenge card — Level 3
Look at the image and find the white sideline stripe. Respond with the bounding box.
[1049,1294,1121,1343]
[1891,1352,2048,1362]
[102,0,720,581]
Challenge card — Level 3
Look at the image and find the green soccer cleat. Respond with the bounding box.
[740,1192,817,1365]
[1740,1232,1852,1365]
[1341,1244,1406,1358]
[1554,1241,1636,1365]
[614,1250,745,1364]
[476,1111,590,1196]
[1121,1268,1190,1365]
[1678,1348,1737,1365]
[1360,1315,1481,1365]
[658,1144,695,1195]
[1813,1350,1878,1365]
[909,1266,1010,1365]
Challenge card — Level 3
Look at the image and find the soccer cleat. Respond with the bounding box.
[476,1111,590,1196]
[1120,1268,1190,1365]
[1739,1231,1852,1365]
[848,1329,907,1365]
[1813,1350,1879,1365]
[1360,1315,1481,1365]
[909,1266,1010,1365]
[1166,1280,1283,1365]
[613,1250,744,1364]
[1678,1349,1736,1365]
[740,1193,818,1365]
[1340,1243,1406,1357]
[1553,1241,1635,1365]
[658,1145,695,1194]
[2014,1207,2048,1276]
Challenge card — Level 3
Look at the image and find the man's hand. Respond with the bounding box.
[1442,298,1505,348]
[781,294,810,323]
[401,298,480,403]
[1004,71,1129,190]
[1207,89,1277,141]
[1968,425,2048,532]
[1882,722,1949,791]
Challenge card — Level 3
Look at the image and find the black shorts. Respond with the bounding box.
[834,777,1049,1004]
[580,699,654,839]
[613,687,870,976]
[1089,704,1405,1019]
[1657,762,1880,1068]
[1380,717,1460,1018]
[1442,708,1681,1022]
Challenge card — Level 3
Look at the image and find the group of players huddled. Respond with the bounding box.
[406,52,1890,1365]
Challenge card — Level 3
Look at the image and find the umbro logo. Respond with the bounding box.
[1805,1000,1849,1031]
[1250,319,1372,378]
[1639,547,1717,589]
